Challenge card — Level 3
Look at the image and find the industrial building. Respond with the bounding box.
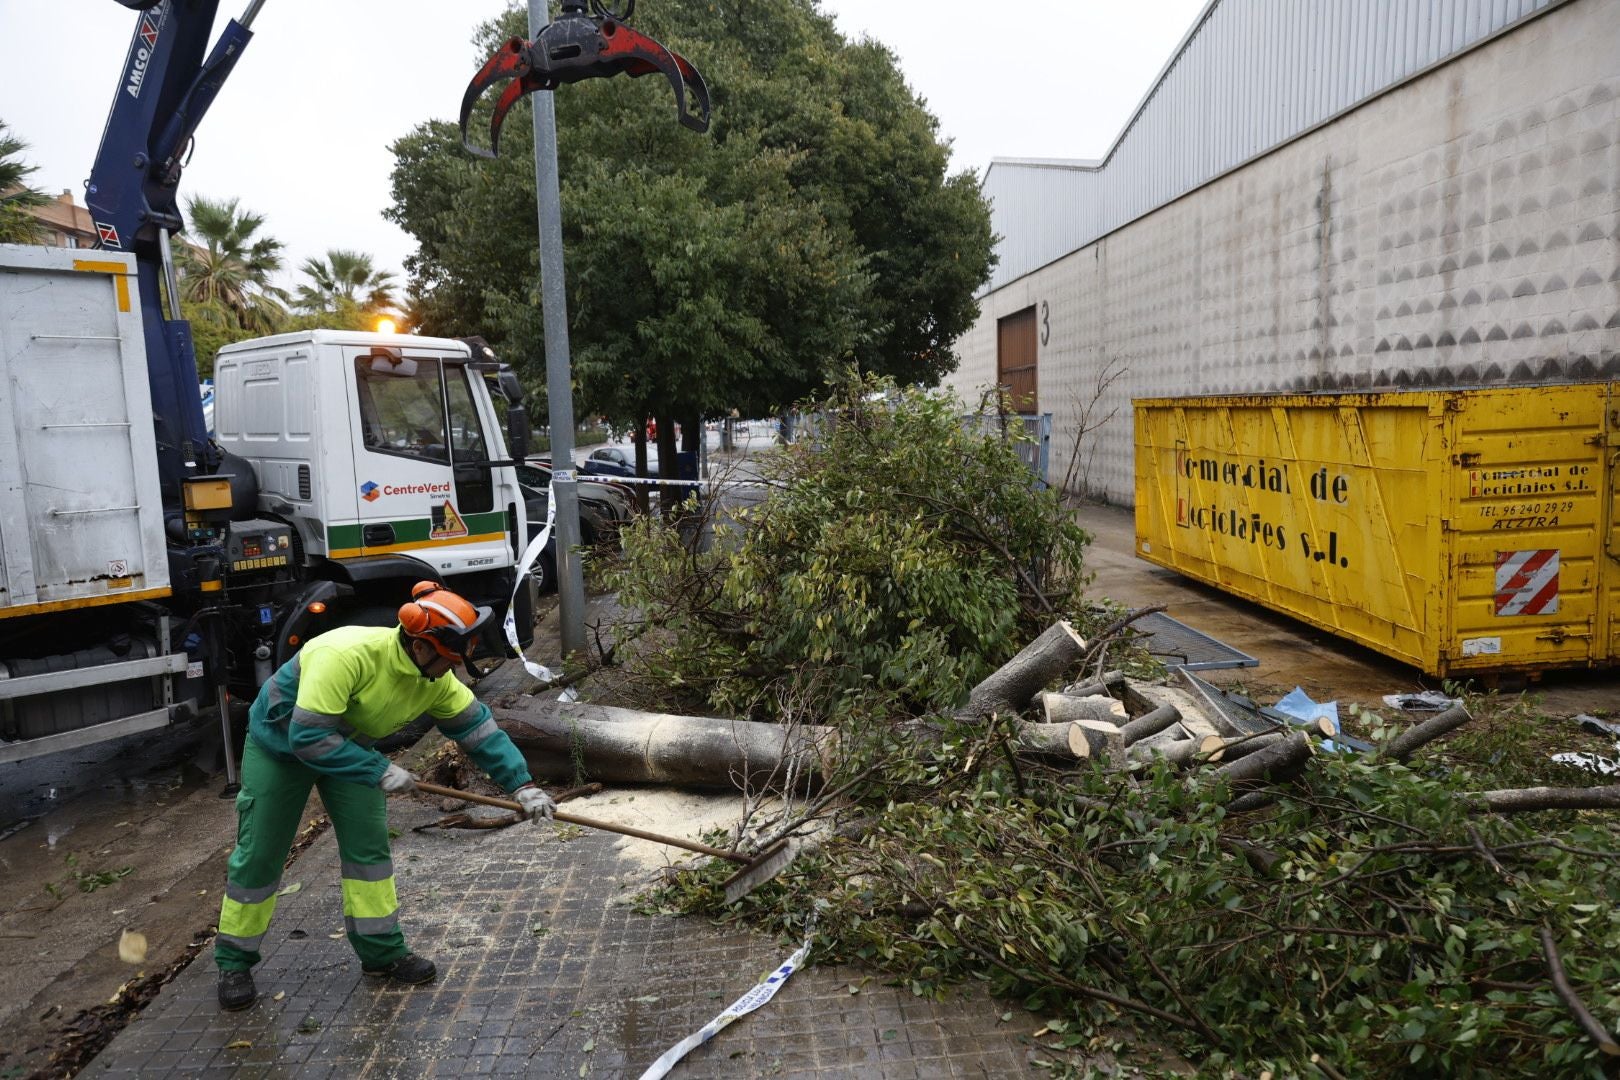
[944,0,1620,506]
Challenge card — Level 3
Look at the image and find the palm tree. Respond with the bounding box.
[295,249,397,315]
[0,121,48,244]
[178,195,289,333]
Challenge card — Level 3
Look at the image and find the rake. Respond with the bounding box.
[414,782,794,902]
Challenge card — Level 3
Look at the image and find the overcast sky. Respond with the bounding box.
[0,0,1205,292]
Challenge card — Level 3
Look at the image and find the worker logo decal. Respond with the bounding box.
[1494,549,1559,616]
[430,501,468,540]
[96,222,121,248]
[360,481,381,503]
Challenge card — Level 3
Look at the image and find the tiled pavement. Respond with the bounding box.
[89,765,1054,1077]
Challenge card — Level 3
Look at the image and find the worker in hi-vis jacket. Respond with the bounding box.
[214,582,555,1011]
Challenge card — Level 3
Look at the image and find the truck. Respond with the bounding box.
[0,0,537,771]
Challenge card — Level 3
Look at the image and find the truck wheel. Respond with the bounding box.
[346,604,437,753]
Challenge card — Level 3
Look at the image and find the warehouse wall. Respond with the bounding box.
[947,0,1620,506]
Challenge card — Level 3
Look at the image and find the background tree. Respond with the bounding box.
[178,195,289,334]
[295,249,397,315]
[386,0,994,445]
[0,121,48,244]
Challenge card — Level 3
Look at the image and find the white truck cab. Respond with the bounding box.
[213,330,526,582]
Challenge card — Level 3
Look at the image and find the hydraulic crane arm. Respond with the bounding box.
[86,0,265,500]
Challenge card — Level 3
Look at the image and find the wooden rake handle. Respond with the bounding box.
[414,781,749,864]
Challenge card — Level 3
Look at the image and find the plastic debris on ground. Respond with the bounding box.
[1571,714,1620,738]
[1381,691,1462,712]
[1551,745,1620,776]
[1275,686,1346,753]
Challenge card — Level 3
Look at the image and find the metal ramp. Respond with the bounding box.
[1130,611,1258,672]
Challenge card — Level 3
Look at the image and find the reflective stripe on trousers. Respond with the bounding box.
[340,859,400,938]
[217,878,281,954]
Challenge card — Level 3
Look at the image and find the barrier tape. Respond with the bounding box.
[577,473,773,489]
[637,920,815,1079]
[501,482,558,685]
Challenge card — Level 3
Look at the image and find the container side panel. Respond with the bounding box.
[0,260,167,610]
[1445,385,1606,672]
[1135,394,1437,670]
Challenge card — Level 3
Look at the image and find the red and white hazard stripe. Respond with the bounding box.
[1494,549,1559,616]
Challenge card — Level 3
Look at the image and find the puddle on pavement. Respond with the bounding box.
[1,723,219,835]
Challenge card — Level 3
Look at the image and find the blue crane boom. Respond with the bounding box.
[86,0,263,505]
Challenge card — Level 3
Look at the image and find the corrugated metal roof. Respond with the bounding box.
[980,0,1566,294]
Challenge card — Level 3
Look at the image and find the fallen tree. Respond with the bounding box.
[493,700,834,791]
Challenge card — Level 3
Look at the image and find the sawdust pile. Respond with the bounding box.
[561,787,783,872]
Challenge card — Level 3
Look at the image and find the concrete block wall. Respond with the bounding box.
[947,0,1620,506]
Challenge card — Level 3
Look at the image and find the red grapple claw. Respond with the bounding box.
[459,2,711,157]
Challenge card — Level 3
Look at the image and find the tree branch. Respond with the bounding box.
[1539,924,1620,1057]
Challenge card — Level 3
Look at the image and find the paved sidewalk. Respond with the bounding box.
[90,783,1049,1078]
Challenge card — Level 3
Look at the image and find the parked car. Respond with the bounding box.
[581,445,654,478]
[518,461,634,545]
[516,464,638,593]
[581,445,700,481]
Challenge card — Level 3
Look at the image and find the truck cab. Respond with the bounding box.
[213,330,533,664]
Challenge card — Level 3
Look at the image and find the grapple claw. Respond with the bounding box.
[460,2,711,157]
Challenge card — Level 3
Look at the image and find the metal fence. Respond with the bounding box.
[785,408,1052,486]
[961,412,1052,487]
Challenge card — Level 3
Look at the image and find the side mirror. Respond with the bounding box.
[506,403,530,461]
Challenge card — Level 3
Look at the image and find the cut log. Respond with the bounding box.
[494,700,833,791]
[1041,692,1128,726]
[1120,703,1181,746]
[1130,734,1201,769]
[959,620,1089,720]
[1471,784,1620,814]
[1062,670,1123,698]
[1376,704,1473,762]
[1071,720,1126,762]
[1127,726,1186,757]
[1211,731,1314,792]
[1011,721,1086,759]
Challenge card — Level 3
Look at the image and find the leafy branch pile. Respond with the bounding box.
[659,704,1620,1077]
[606,375,1090,724]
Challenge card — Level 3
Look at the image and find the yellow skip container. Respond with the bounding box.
[1133,384,1619,676]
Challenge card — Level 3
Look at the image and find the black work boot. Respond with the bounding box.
[217,969,257,1011]
[363,952,437,985]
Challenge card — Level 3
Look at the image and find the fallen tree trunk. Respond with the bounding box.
[1376,704,1473,762]
[958,620,1088,720]
[497,694,1135,790]
[1470,784,1620,813]
[494,700,834,791]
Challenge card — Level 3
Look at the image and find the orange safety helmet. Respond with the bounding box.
[398,581,494,665]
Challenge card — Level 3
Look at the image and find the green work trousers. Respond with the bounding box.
[214,737,406,972]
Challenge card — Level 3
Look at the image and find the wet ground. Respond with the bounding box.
[1079,501,1619,716]
[86,656,1070,1079]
